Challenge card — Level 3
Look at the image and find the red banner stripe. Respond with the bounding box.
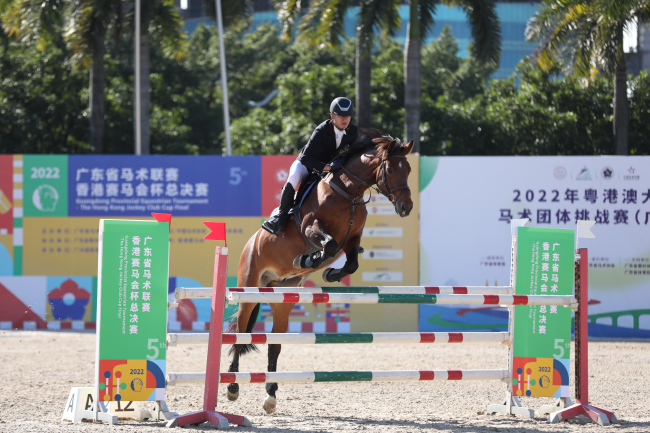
[424,287,440,294]
[222,334,236,344]
[483,295,500,304]
[283,293,300,303]
[420,333,436,343]
[220,373,236,383]
[259,287,275,292]
[419,371,435,380]
[229,288,244,292]
[251,334,267,344]
[312,293,330,303]
[250,373,267,383]
[452,287,468,294]
[447,370,463,380]
[448,333,464,343]
[513,295,529,305]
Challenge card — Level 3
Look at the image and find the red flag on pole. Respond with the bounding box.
[203,222,227,246]
[151,213,172,232]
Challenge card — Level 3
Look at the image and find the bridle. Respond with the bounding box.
[336,151,411,205]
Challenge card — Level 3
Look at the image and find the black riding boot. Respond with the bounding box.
[262,183,295,235]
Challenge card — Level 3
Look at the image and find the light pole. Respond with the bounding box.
[215,0,232,155]
[135,0,142,155]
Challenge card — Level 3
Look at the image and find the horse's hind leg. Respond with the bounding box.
[227,301,261,401]
[323,235,361,282]
[262,302,294,414]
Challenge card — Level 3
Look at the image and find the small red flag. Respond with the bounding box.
[151,213,172,232]
[203,221,227,246]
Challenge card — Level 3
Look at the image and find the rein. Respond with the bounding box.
[320,152,411,255]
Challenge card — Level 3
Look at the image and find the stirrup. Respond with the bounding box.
[262,215,287,235]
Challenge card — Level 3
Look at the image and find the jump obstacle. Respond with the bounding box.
[165,219,616,428]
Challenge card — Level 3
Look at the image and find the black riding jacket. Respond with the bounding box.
[298,120,359,173]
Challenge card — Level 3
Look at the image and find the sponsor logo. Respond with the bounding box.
[539,375,551,389]
[362,227,403,237]
[362,272,403,282]
[276,169,288,182]
[601,167,614,180]
[362,250,403,260]
[622,166,640,181]
[575,167,592,181]
[368,205,396,215]
[369,194,391,204]
[32,184,58,211]
[553,166,567,180]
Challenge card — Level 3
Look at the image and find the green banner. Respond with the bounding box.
[512,227,573,398]
[23,155,68,217]
[96,219,169,402]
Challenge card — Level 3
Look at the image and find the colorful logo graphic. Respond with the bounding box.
[575,167,592,181]
[601,167,614,180]
[98,359,165,402]
[623,166,640,180]
[512,357,569,397]
[32,184,59,212]
[48,279,90,320]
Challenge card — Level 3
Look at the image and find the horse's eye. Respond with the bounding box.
[387,168,393,174]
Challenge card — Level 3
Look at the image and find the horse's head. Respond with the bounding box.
[376,138,414,218]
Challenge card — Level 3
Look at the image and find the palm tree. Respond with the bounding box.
[275,0,400,128]
[131,0,185,154]
[3,0,124,153]
[527,0,650,155]
[404,0,501,153]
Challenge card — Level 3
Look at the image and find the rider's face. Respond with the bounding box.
[330,113,351,131]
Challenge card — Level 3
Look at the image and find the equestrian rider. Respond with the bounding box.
[262,97,359,235]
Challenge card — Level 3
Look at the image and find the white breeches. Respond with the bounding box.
[287,160,309,189]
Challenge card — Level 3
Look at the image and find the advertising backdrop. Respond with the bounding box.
[419,156,650,338]
[1,154,421,333]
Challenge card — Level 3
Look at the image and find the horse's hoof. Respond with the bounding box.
[322,268,341,283]
[262,396,276,414]
[227,390,239,401]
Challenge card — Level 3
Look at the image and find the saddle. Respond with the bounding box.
[289,175,322,255]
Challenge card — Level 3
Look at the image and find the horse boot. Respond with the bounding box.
[262,183,295,236]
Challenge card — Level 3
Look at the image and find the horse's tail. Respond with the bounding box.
[227,302,261,356]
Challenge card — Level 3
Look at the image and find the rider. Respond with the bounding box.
[262,97,359,235]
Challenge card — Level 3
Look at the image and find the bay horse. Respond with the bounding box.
[229,131,414,413]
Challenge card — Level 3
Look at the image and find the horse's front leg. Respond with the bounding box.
[294,218,337,269]
[322,235,360,282]
[263,303,294,414]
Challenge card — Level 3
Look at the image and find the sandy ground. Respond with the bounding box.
[0,330,648,432]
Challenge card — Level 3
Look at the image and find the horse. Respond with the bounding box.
[228,131,415,413]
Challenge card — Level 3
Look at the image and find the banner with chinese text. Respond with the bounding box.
[512,227,573,397]
[95,219,169,402]
[419,156,650,338]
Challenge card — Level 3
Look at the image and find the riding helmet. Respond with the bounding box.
[330,97,354,117]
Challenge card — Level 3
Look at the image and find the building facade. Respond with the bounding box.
[177,0,542,79]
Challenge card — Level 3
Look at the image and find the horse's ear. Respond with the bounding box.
[385,140,397,157]
[403,140,414,155]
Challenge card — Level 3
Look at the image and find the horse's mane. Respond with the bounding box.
[343,128,404,162]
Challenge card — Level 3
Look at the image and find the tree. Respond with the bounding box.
[526,0,650,155]
[2,0,125,153]
[275,0,400,128]
[404,0,501,153]
[131,0,185,154]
